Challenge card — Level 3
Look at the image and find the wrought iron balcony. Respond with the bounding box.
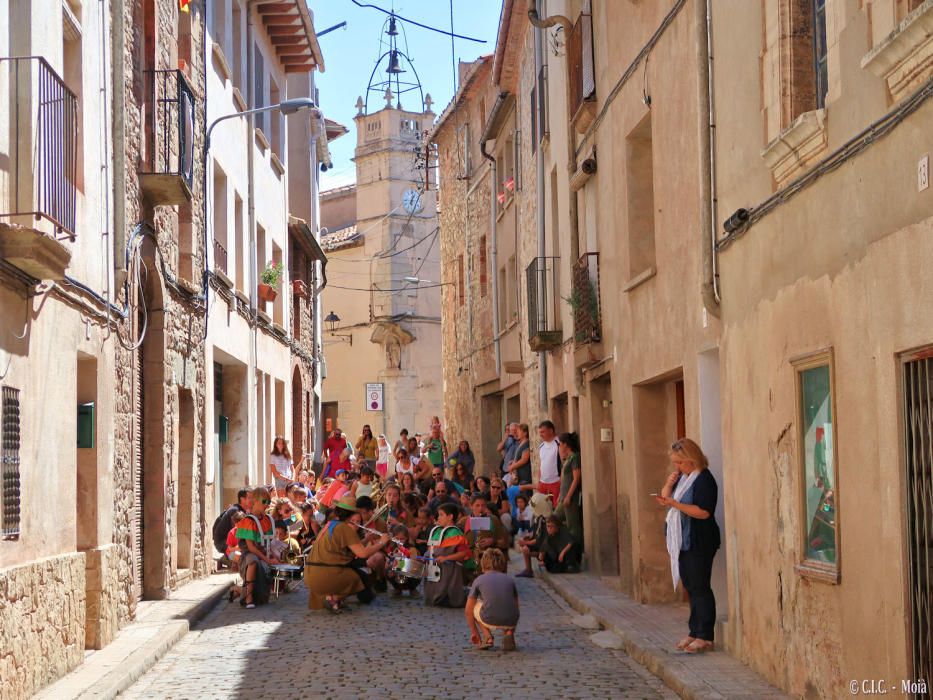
[0,56,76,280]
[526,256,562,351]
[571,252,601,345]
[0,56,77,239]
[140,69,195,205]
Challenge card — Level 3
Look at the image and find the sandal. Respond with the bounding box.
[479,637,494,650]
[675,636,696,651]
[684,639,714,654]
[242,579,255,608]
[323,598,343,615]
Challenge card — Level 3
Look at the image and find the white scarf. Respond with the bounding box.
[665,469,700,590]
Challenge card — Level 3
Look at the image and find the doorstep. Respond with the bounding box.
[36,573,236,700]
[535,566,790,700]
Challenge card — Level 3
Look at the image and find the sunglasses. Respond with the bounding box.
[670,440,684,451]
[491,485,502,489]
[261,498,271,504]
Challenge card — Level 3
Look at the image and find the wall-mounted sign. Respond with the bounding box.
[366,383,384,412]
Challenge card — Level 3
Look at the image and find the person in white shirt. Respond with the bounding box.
[536,421,561,504]
[269,436,294,492]
[376,434,391,479]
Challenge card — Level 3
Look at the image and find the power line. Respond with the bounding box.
[349,0,487,43]
[328,281,448,292]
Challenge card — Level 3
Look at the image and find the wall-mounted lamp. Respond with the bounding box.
[324,310,353,345]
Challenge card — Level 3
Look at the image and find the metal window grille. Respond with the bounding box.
[525,257,561,349]
[812,0,828,109]
[903,354,933,688]
[213,238,228,274]
[0,56,77,238]
[2,387,22,539]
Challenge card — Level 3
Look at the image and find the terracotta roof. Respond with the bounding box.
[429,56,493,140]
[320,224,360,252]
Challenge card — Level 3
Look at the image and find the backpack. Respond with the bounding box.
[211,505,237,553]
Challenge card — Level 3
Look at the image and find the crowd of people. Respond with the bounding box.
[211,418,720,655]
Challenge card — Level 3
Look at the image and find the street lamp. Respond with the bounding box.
[205,97,319,151]
[323,310,352,345]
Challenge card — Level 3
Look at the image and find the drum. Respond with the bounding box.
[393,556,427,580]
[272,563,302,580]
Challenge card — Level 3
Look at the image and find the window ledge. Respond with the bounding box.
[795,561,839,585]
[213,268,233,288]
[761,109,828,188]
[232,87,247,112]
[211,41,231,82]
[271,152,285,178]
[234,289,250,306]
[861,0,933,103]
[622,266,656,293]
[254,127,269,153]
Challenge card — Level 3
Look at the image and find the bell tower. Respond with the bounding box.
[342,12,441,434]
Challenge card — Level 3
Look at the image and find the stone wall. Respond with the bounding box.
[84,544,124,650]
[0,553,86,700]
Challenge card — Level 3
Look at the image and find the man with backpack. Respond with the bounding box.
[213,489,253,555]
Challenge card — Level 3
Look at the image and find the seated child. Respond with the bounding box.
[386,524,421,598]
[517,516,578,577]
[465,548,520,651]
[412,506,435,556]
[225,511,246,569]
[268,524,301,564]
[514,494,534,537]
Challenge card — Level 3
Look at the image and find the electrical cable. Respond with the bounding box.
[328,281,448,292]
[349,0,487,42]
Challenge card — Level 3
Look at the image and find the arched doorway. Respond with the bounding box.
[135,241,169,600]
[292,366,304,465]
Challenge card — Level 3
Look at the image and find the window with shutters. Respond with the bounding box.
[2,387,22,539]
[530,65,549,152]
[253,45,265,134]
[568,12,596,131]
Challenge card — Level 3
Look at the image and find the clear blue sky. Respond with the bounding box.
[311,0,502,190]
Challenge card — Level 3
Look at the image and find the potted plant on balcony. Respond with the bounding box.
[563,278,601,343]
[258,260,283,303]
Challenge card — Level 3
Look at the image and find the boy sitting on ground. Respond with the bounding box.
[465,548,520,651]
[268,523,301,564]
[413,506,435,555]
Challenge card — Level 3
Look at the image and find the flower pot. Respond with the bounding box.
[258,283,278,303]
[292,279,308,298]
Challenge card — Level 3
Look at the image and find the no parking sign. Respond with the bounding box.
[365,383,384,412]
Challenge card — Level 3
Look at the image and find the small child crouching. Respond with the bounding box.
[386,524,422,598]
[465,548,520,651]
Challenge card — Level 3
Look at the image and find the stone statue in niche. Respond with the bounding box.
[385,338,401,369]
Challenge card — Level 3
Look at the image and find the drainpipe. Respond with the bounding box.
[480,94,507,376]
[309,105,323,457]
[527,0,572,33]
[533,20,547,414]
[246,1,259,484]
[699,0,721,313]
[111,0,127,288]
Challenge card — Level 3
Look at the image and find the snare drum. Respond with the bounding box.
[393,556,427,580]
[271,563,302,580]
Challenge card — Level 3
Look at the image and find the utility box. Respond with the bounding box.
[77,402,95,448]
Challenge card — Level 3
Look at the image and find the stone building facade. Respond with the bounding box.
[435,0,933,696]
[0,1,331,697]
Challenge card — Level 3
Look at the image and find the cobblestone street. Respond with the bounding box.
[121,572,676,700]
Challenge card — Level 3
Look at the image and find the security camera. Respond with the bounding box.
[722,208,750,234]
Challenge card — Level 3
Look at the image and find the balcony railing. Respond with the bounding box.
[141,69,195,204]
[571,252,601,345]
[213,238,228,275]
[526,256,562,351]
[0,56,77,238]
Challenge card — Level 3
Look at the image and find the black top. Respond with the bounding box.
[513,441,531,485]
[686,469,721,555]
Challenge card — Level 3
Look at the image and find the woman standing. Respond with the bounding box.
[423,503,471,607]
[269,437,294,493]
[376,434,391,479]
[506,424,532,513]
[447,440,476,477]
[304,494,391,613]
[555,432,583,545]
[655,438,721,654]
[355,425,378,471]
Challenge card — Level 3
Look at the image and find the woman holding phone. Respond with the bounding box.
[654,438,720,654]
